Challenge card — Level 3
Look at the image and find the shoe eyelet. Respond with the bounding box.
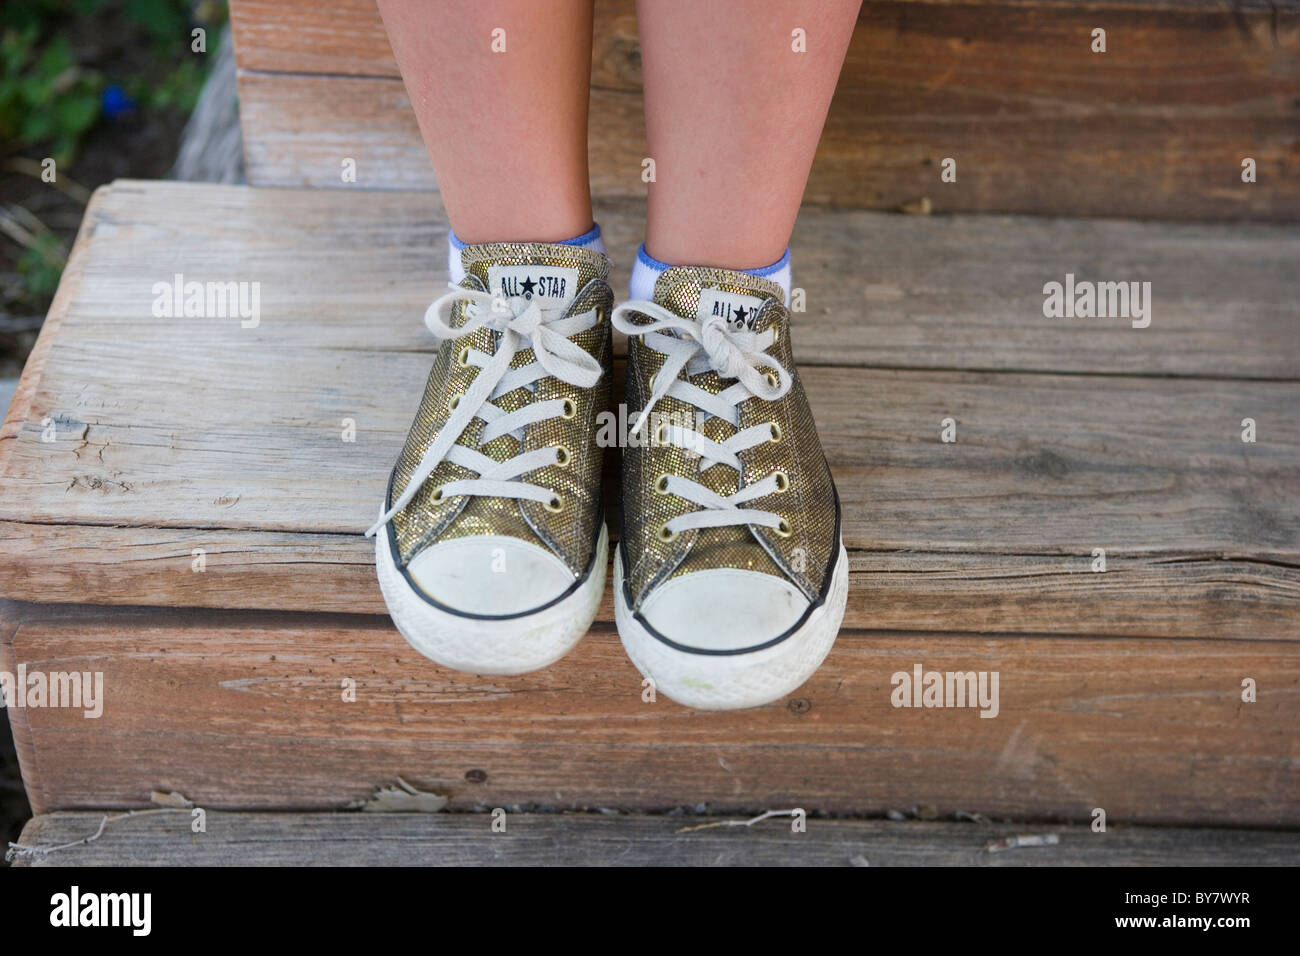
[775,518,792,538]
[768,422,782,443]
[555,445,571,466]
[456,346,471,367]
[658,523,678,542]
[772,327,781,344]
[655,474,671,494]
[655,422,671,446]
[648,372,657,390]
[448,393,462,411]
[764,371,779,389]
[560,398,577,419]
[544,494,564,513]
[773,470,789,493]
[430,486,443,502]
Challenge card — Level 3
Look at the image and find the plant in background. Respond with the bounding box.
[0,0,226,311]
[0,27,103,167]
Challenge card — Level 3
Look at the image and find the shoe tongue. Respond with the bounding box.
[461,241,608,316]
[653,266,782,330]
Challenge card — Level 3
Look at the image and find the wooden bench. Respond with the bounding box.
[231,0,1300,219]
[2,0,1299,865]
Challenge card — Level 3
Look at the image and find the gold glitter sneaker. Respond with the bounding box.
[611,267,848,709]
[368,242,612,674]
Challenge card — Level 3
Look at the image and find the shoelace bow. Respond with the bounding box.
[367,283,602,538]
[610,299,794,537]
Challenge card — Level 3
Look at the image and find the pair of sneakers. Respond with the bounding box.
[369,241,848,710]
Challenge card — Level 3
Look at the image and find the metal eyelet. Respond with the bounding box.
[773,470,789,493]
[775,518,792,537]
[544,494,564,513]
[658,524,678,542]
[456,346,471,367]
[430,487,443,502]
[555,445,571,466]
[560,398,577,419]
[772,327,781,344]
[448,393,462,411]
[764,371,779,389]
[769,422,782,443]
[655,422,671,446]
[655,474,671,494]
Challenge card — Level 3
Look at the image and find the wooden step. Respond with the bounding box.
[13,811,1300,866]
[229,0,1300,220]
[1,182,1296,629]
[4,599,1297,823]
[0,180,1297,823]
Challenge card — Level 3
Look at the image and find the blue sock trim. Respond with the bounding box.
[636,243,673,272]
[747,247,791,277]
[636,243,789,277]
[559,223,602,246]
[449,223,601,249]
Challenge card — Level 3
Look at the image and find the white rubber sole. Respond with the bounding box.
[375,523,607,675]
[614,540,849,710]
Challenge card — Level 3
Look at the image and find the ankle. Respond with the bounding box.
[447,223,606,284]
[630,243,791,304]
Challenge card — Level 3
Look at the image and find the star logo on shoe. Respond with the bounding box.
[487,265,582,313]
[697,287,767,331]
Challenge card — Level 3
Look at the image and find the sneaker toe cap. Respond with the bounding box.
[405,535,575,616]
[639,568,809,652]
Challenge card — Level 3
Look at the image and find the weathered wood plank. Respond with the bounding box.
[0,602,43,815]
[1,524,1297,641]
[231,0,1300,220]
[14,811,1300,866]
[236,70,440,190]
[4,600,1297,823]
[0,181,1296,638]
[230,0,1296,81]
[15,181,1297,376]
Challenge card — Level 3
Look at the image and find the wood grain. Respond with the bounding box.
[230,0,1297,81]
[231,0,1300,220]
[0,181,1297,640]
[5,600,1298,823]
[15,810,1300,866]
[0,601,43,815]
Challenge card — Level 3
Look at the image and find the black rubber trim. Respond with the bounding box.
[620,481,844,657]
[384,469,604,622]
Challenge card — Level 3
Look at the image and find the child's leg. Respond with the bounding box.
[614,1,860,710]
[637,0,861,271]
[376,0,596,243]
[370,2,612,676]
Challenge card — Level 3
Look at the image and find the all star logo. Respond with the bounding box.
[500,273,570,299]
[697,287,767,331]
[487,265,581,313]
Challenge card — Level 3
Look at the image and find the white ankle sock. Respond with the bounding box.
[629,243,791,305]
[447,223,606,284]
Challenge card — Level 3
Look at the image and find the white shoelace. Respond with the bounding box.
[367,283,602,538]
[611,299,794,537]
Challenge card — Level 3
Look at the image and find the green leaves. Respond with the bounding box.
[0,28,103,165]
[17,233,65,299]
